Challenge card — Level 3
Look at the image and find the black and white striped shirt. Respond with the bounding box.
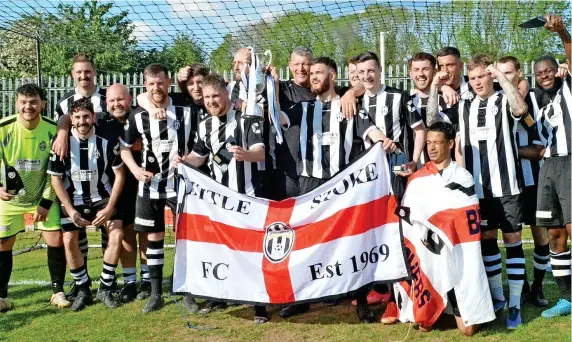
[514,94,544,187]
[120,105,192,199]
[530,75,572,158]
[458,76,476,101]
[286,97,373,179]
[454,91,523,199]
[47,128,122,206]
[54,87,106,121]
[361,86,423,149]
[192,109,263,196]
[169,94,209,151]
[409,90,458,165]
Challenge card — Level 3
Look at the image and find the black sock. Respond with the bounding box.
[254,305,268,317]
[551,249,572,300]
[146,240,164,296]
[355,285,369,305]
[70,264,90,290]
[533,243,550,287]
[47,246,67,294]
[0,250,13,298]
[374,284,388,293]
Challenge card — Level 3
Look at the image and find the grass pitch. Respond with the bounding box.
[2,232,571,342]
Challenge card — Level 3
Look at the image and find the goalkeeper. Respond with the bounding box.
[0,84,69,311]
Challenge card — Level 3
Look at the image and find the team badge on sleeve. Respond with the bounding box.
[336,111,345,122]
[358,109,369,120]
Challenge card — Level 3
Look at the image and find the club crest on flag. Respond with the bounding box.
[263,222,294,263]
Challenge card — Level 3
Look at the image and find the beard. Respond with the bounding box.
[207,101,228,117]
[112,108,130,122]
[311,78,330,96]
[75,123,91,134]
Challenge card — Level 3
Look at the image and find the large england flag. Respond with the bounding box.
[172,143,410,305]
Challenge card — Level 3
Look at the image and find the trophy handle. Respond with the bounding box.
[264,50,272,67]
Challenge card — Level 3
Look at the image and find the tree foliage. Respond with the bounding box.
[0,1,204,78]
[0,0,569,79]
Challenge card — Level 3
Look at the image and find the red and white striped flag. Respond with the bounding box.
[173,143,410,304]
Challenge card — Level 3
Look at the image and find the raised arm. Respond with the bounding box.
[427,71,451,126]
[486,65,527,117]
[545,14,571,71]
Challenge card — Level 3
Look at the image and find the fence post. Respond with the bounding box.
[1,78,6,118]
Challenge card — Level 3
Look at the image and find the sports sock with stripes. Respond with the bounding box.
[481,238,505,301]
[146,240,164,296]
[550,249,572,300]
[0,250,13,298]
[533,243,550,287]
[47,246,66,294]
[99,262,118,290]
[78,229,89,266]
[123,267,137,284]
[70,265,90,288]
[140,264,150,283]
[505,241,525,309]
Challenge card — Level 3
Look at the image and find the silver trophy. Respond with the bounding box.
[244,48,272,118]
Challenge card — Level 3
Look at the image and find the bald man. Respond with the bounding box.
[100,84,148,303]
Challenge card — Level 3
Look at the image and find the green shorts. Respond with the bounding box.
[0,200,61,239]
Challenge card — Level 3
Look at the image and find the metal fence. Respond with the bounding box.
[0,61,546,120]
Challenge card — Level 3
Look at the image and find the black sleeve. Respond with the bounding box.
[170,92,192,107]
[47,150,66,176]
[55,103,64,119]
[403,94,423,128]
[121,112,140,146]
[245,120,264,149]
[192,134,210,157]
[110,142,123,168]
[443,104,461,135]
[354,105,375,140]
[335,85,351,97]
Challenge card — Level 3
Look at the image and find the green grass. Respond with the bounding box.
[2,232,571,342]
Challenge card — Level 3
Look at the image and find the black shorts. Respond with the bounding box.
[299,176,328,196]
[522,185,538,226]
[256,169,286,201]
[60,198,120,232]
[536,155,571,227]
[118,176,138,226]
[480,194,523,234]
[134,196,177,233]
[118,200,136,227]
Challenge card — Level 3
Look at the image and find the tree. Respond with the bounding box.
[209,33,237,73]
[40,0,138,75]
[0,23,38,78]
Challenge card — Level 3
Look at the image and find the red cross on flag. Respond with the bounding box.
[173,143,410,304]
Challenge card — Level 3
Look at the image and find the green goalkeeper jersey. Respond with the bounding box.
[0,114,57,208]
